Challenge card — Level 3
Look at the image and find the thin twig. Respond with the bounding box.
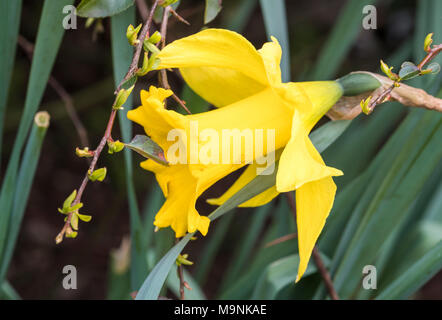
[17,35,89,147]
[284,191,340,300]
[56,1,160,243]
[136,0,149,21]
[264,233,297,248]
[312,247,340,300]
[115,0,160,93]
[158,5,192,114]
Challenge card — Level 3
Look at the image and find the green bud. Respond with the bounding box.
[424,32,433,52]
[76,147,94,158]
[71,213,79,230]
[108,139,125,154]
[65,227,78,239]
[148,31,162,44]
[143,39,160,54]
[77,213,92,222]
[176,254,194,266]
[126,23,142,46]
[62,190,77,212]
[136,52,150,77]
[85,17,95,29]
[114,84,135,110]
[160,0,178,7]
[88,167,107,182]
[360,96,372,115]
[380,60,399,81]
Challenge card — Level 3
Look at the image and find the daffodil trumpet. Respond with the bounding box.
[127,29,376,281]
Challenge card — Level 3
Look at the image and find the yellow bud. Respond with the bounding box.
[360,96,372,115]
[126,23,142,46]
[424,32,433,52]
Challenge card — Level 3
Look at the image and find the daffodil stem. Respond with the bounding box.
[284,192,339,300]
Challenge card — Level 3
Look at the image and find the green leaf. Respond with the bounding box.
[251,253,330,300]
[333,112,442,298]
[77,213,92,222]
[136,233,194,300]
[204,0,222,24]
[0,282,21,300]
[220,204,272,291]
[0,113,49,282]
[88,167,107,182]
[259,0,290,82]
[125,134,168,165]
[63,190,77,211]
[111,6,146,292]
[399,64,420,80]
[0,0,22,159]
[0,0,72,276]
[77,0,134,18]
[376,240,442,299]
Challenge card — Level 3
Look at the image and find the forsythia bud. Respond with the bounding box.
[137,52,150,77]
[380,60,399,81]
[126,24,142,46]
[424,33,433,52]
[176,254,194,266]
[114,84,135,110]
[148,31,162,44]
[76,147,94,158]
[160,0,178,7]
[360,96,372,115]
[108,140,125,154]
[88,167,107,182]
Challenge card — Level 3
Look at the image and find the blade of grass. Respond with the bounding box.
[0,0,73,270]
[0,281,21,300]
[220,204,272,291]
[0,0,22,160]
[376,240,442,300]
[0,112,50,282]
[259,0,290,82]
[111,6,147,291]
[333,113,442,298]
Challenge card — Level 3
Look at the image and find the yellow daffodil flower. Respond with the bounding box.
[128,28,344,281]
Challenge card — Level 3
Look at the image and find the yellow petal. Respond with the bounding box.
[157,29,269,86]
[258,36,282,85]
[180,67,266,108]
[295,176,337,281]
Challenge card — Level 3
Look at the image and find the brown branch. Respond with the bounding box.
[17,35,90,147]
[136,0,149,21]
[115,0,160,93]
[56,1,161,243]
[417,44,442,70]
[157,5,192,114]
[312,247,340,300]
[284,191,339,300]
[264,233,297,248]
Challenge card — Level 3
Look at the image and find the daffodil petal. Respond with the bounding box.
[157,29,269,86]
[295,176,337,281]
[276,111,343,192]
[180,67,266,108]
[258,36,282,85]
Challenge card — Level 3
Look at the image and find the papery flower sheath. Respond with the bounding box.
[128,28,344,280]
